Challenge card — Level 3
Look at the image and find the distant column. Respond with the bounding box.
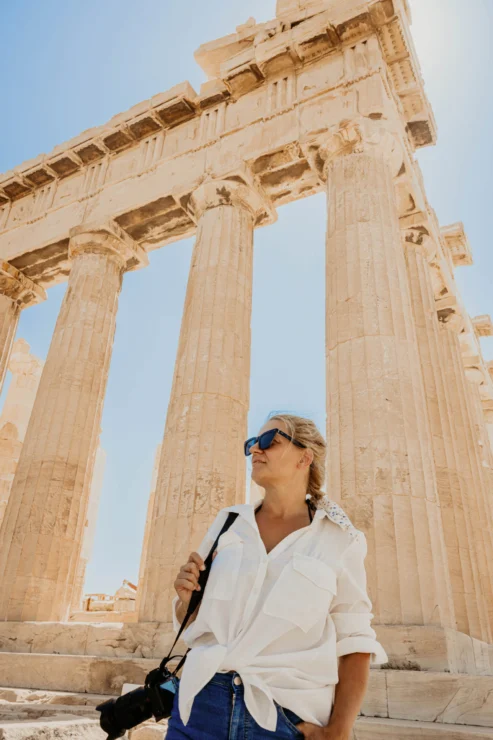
[136,442,161,615]
[322,121,454,631]
[71,444,107,612]
[463,368,493,635]
[435,322,491,642]
[0,262,45,396]
[0,340,43,530]
[484,400,493,459]
[0,221,147,621]
[403,226,485,639]
[139,180,272,623]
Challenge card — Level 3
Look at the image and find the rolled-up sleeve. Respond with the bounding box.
[330,532,388,665]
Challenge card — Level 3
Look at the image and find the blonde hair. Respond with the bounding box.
[266,412,327,508]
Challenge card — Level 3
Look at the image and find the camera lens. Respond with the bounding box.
[96,688,153,739]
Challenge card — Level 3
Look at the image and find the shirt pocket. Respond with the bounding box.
[203,529,244,601]
[262,552,337,632]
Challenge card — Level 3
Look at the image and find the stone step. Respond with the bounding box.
[0,652,157,695]
[0,718,103,740]
[0,704,100,722]
[352,717,493,738]
[1,655,493,732]
[0,620,175,660]
[126,718,493,740]
[0,687,109,707]
[363,670,493,729]
[3,654,492,729]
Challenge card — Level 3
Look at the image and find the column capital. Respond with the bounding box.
[303,118,404,181]
[68,220,149,272]
[188,179,275,225]
[0,261,46,309]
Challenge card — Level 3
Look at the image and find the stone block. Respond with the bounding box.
[0,621,177,660]
[0,653,157,695]
[129,725,167,740]
[375,625,493,675]
[0,718,103,740]
[385,672,493,728]
[352,717,493,738]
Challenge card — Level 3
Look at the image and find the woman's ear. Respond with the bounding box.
[299,450,314,468]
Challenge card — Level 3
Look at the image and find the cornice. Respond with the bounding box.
[0,0,435,210]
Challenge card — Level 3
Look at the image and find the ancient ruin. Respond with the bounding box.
[0,0,492,737]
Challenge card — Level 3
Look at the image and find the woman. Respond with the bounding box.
[167,413,387,739]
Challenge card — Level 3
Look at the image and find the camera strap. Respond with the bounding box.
[160,511,240,676]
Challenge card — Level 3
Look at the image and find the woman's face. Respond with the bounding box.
[249,420,310,487]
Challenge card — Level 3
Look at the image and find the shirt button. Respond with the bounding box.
[233,676,242,686]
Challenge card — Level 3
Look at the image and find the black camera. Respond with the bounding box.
[96,660,180,740]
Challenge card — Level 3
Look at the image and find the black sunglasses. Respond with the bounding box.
[244,428,307,457]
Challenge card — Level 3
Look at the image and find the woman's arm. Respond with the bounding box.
[174,597,199,627]
[324,653,370,738]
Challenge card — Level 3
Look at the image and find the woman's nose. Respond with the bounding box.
[249,439,260,453]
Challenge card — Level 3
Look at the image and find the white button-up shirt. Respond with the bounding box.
[171,496,388,732]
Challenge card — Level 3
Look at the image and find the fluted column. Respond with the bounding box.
[463,369,493,633]
[323,121,454,630]
[136,443,161,615]
[437,323,493,641]
[139,180,271,622]
[0,263,46,396]
[71,444,107,612]
[0,340,44,530]
[484,402,493,460]
[403,228,487,640]
[0,221,147,621]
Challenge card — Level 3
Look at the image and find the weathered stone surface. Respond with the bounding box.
[0,719,103,740]
[0,653,156,695]
[0,223,147,623]
[0,340,43,531]
[352,717,493,739]
[323,121,454,635]
[138,180,269,623]
[71,447,107,613]
[0,621,176,660]
[404,228,491,642]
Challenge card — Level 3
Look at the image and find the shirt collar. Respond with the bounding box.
[222,494,357,536]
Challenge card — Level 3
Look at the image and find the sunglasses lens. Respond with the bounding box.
[259,429,276,450]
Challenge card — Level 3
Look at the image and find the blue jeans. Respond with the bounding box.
[165,671,304,739]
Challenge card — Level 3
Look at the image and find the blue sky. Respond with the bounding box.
[1,0,492,595]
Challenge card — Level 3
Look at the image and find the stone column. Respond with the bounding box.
[71,444,107,612]
[0,340,43,530]
[136,443,161,615]
[0,262,46,396]
[322,121,454,631]
[139,180,271,623]
[437,325,493,643]
[0,221,147,622]
[484,400,493,460]
[463,369,493,634]
[403,228,486,640]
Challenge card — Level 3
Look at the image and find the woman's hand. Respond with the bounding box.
[297,721,351,739]
[173,551,206,607]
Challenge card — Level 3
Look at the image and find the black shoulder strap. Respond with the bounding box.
[161,511,239,674]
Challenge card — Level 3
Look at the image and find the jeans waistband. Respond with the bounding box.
[209,670,241,687]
